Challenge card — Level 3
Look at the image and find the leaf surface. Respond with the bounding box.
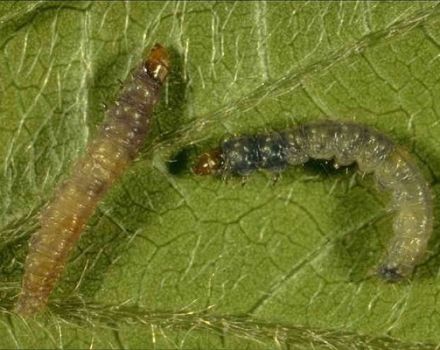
[0,2,439,349]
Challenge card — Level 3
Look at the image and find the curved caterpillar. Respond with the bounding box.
[193,120,433,282]
[15,44,170,316]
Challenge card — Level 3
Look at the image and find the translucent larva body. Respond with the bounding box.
[15,44,170,316]
[193,120,433,282]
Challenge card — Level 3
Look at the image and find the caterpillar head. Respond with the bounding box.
[192,148,224,175]
[145,43,170,84]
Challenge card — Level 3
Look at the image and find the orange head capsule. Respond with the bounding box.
[192,148,224,175]
[145,43,170,84]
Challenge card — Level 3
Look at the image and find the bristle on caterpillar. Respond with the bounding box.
[15,43,170,317]
[193,120,433,282]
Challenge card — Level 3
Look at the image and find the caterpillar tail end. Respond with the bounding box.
[14,293,47,317]
[145,43,170,84]
[377,264,407,283]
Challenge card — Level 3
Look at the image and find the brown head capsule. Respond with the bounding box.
[145,43,170,84]
[192,148,224,175]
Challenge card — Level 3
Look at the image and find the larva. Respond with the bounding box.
[15,44,170,316]
[193,120,433,282]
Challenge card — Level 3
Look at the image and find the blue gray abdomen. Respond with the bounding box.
[221,133,290,175]
[221,121,395,174]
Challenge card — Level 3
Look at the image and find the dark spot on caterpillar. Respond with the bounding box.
[15,44,170,317]
[303,158,356,177]
[193,120,433,282]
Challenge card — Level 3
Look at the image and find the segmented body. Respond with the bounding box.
[15,44,170,316]
[193,120,433,281]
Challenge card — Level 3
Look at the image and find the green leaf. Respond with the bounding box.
[1,2,439,349]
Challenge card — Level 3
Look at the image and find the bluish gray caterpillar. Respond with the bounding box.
[193,120,433,282]
[15,44,170,317]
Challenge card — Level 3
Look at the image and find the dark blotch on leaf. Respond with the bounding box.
[168,148,192,175]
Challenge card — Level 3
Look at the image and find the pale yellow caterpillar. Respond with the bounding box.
[15,44,170,316]
[193,120,433,281]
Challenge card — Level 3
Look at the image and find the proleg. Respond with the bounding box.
[193,120,433,281]
[15,44,170,316]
